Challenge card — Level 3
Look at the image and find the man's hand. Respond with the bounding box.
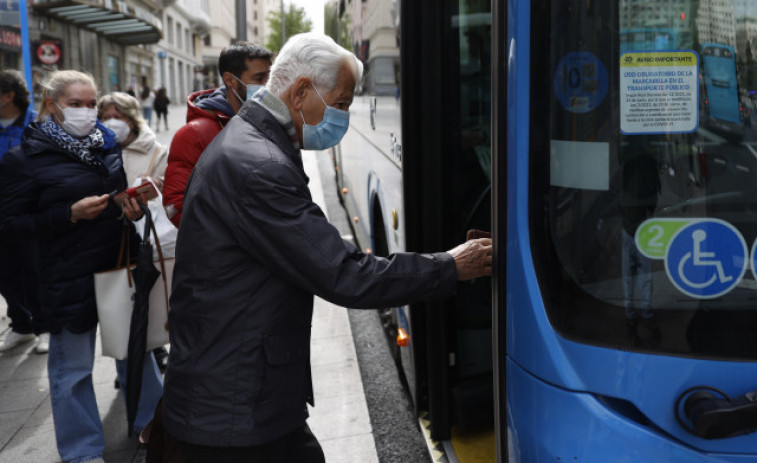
[448,237,493,280]
[70,195,109,223]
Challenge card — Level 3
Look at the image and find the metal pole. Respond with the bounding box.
[336,1,341,47]
[236,0,247,41]
[19,0,33,99]
[281,0,286,45]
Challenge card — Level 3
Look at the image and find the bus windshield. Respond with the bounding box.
[530,0,757,359]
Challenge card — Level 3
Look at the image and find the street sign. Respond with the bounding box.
[0,0,19,27]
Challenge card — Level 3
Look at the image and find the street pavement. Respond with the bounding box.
[0,101,379,462]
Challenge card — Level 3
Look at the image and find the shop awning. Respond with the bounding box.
[33,1,162,45]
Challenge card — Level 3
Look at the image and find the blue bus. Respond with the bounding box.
[700,43,746,140]
[620,28,680,53]
[334,0,757,461]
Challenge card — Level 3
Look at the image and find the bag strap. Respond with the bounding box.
[145,207,170,331]
[145,144,162,179]
[115,225,134,288]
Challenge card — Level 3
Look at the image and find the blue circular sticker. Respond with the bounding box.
[553,52,609,114]
[665,220,747,299]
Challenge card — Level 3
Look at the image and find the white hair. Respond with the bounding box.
[267,32,363,96]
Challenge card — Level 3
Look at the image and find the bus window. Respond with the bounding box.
[530,0,757,359]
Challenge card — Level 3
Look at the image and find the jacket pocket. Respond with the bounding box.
[263,331,310,365]
[258,331,311,410]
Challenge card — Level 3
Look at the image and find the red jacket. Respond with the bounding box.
[163,88,234,226]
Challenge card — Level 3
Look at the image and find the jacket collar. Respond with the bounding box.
[238,99,303,172]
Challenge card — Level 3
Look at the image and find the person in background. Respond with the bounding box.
[98,91,170,372]
[162,41,272,226]
[153,87,170,133]
[0,70,163,463]
[0,70,46,354]
[98,91,168,188]
[161,33,492,462]
[140,85,155,127]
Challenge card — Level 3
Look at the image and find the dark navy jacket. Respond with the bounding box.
[162,100,458,446]
[0,121,134,334]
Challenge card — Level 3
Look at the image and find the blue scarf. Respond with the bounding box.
[39,119,106,171]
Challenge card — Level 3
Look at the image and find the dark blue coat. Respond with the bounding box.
[0,121,134,334]
[162,100,458,446]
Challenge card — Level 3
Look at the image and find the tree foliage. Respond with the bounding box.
[266,4,313,53]
[325,2,352,50]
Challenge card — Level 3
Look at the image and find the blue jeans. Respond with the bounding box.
[48,327,163,463]
[142,107,153,126]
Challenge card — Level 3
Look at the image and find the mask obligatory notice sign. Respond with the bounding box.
[620,51,699,135]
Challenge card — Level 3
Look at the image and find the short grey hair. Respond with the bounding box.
[97,92,147,130]
[267,32,363,97]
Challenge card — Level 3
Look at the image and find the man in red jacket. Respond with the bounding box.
[163,42,272,226]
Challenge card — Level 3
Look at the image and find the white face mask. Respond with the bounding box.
[55,103,97,138]
[103,118,131,142]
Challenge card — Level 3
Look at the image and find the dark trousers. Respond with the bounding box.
[176,424,325,463]
[155,109,168,127]
[0,244,40,334]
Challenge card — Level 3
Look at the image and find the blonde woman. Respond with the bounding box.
[0,70,163,463]
[98,91,168,189]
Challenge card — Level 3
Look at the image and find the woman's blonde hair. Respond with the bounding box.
[37,70,97,121]
[97,92,146,130]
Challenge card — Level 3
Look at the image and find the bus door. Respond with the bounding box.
[402,0,494,453]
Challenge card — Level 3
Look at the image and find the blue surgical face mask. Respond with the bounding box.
[231,75,264,104]
[299,86,350,150]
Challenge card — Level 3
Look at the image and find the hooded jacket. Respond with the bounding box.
[0,106,36,157]
[121,124,168,186]
[0,121,134,334]
[162,88,233,226]
[162,99,458,447]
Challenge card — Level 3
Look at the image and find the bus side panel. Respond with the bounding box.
[507,358,746,463]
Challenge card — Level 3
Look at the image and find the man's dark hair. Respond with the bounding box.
[218,42,273,77]
[0,70,30,112]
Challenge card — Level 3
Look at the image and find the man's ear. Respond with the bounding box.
[220,72,233,89]
[289,77,311,111]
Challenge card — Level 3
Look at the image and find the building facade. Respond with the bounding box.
[27,0,164,103]
[153,0,209,103]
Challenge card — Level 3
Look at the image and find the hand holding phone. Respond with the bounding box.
[113,181,159,208]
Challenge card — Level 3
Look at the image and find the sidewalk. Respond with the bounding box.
[0,102,378,462]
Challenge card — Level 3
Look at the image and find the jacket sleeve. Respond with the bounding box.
[230,160,458,309]
[163,124,205,226]
[150,143,169,182]
[0,148,73,241]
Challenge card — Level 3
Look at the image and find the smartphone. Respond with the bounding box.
[113,182,159,208]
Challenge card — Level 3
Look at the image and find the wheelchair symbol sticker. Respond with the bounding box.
[665,220,747,299]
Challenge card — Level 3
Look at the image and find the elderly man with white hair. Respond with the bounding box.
[161,33,492,462]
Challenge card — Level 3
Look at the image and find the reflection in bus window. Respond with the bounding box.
[531,0,757,358]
